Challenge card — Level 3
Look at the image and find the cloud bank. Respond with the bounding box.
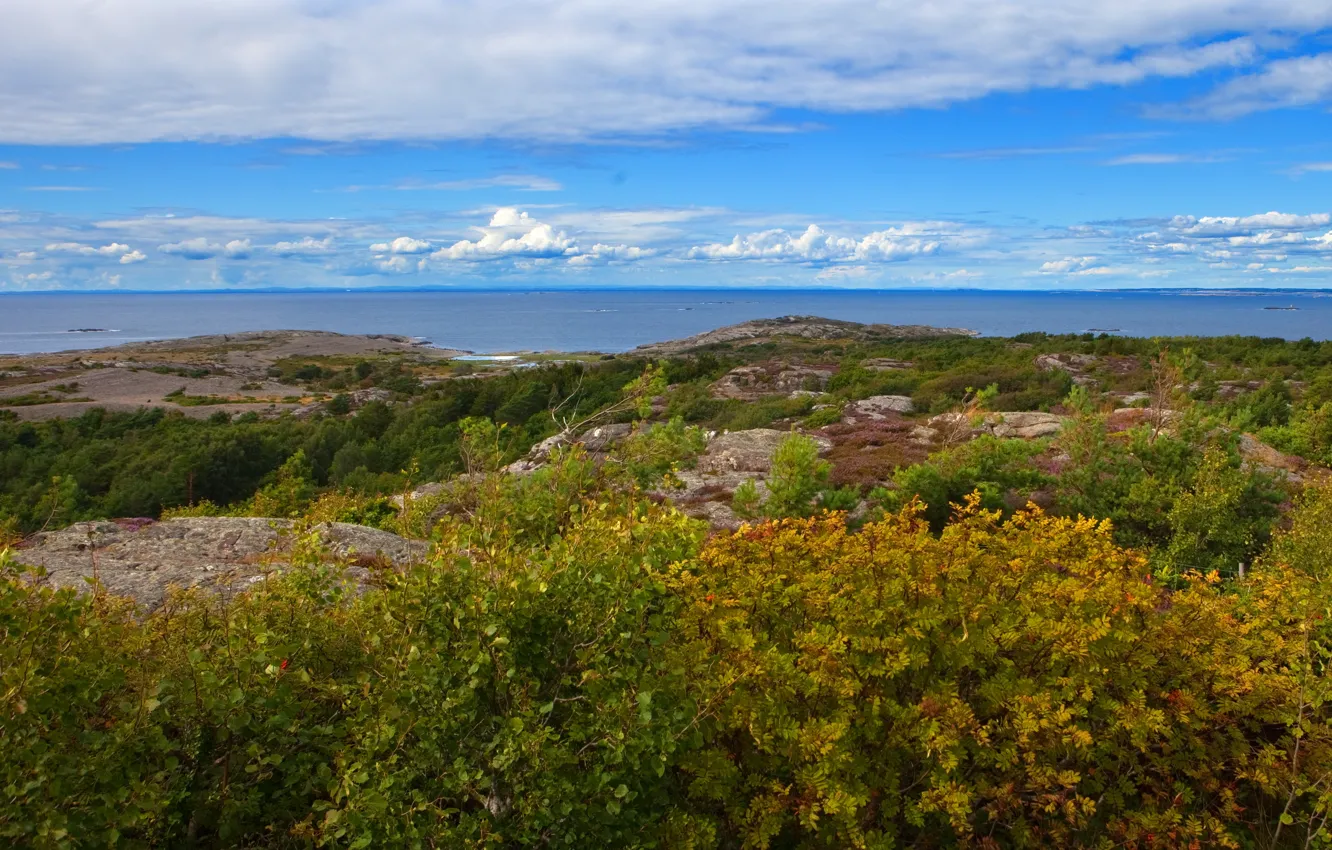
[2,1,1331,143]
[9,204,1332,290]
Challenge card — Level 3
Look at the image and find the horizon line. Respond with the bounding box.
[3,286,1332,296]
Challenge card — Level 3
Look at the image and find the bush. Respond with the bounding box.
[875,435,1049,531]
[670,499,1332,848]
[800,405,843,429]
[617,417,709,485]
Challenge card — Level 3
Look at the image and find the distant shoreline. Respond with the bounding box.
[3,286,1332,296]
[4,289,1330,357]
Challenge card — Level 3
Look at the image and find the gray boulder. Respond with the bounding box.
[710,364,835,401]
[12,517,428,610]
[989,411,1067,439]
[928,411,1069,441]
[847,395,914,419]
[696,429,832,474]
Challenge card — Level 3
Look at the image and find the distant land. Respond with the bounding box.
[3,290,1332,358]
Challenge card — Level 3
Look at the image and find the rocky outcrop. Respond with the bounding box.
[928,411,1069,441]
[503,422,635,474]
[12,517,428,610]
[695,429,832,474]
[845,395,914,420]
[657,428,833,530]
[634,316,976,356]
[1238,434,1306,483]
[709,364,836,401]
[989,411,1068,439]
[1034,353,1097,387]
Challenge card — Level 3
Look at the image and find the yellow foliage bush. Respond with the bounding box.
[671,495,1332,848]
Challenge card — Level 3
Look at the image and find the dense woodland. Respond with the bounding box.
[9,328,1332,847]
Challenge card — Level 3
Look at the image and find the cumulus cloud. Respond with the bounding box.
[567,244,657,265]
[0,1,1328,143]
[686,223,963,263]
[432,208,578,261]
[272,236,335,256]
[1125,210,1332,274]
[369,236,432,254]
[159,237,253,260]
[1038,256,1109,275]
[45,241,132,257]
[43,241,145,264]
[1169,212,1332,236]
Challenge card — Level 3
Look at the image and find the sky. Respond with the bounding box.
[4,1,1332,291]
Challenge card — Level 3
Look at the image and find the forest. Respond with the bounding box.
[7,325,1332,847]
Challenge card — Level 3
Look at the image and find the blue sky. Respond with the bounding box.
[4,1,1332,291]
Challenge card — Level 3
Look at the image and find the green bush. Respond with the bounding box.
[617,418,708,485]
[873,435,1049,532]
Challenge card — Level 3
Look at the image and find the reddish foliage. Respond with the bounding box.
[817,416,932,488]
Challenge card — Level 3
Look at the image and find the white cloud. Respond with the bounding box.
[1038,256,1107,274]
[1169,212,1332,236]
[0,162,17,169]
[567,244,657,265]
[1103,153,1224,165]
[433,208,578,261]
[1178,53,1332,118]
[1292,162,1332,176]
[547,207,727,244]
[0,1,1328,143]
[272,236,335,256]
[1223,232,1309,247]
[687,223,961,263]
[45,241,131,257]
[43,241,146,265]
[375,256,420,274]
[369,236,432,255]
[158,237,253,260]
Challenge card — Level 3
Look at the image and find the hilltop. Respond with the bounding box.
[632,314,976,356]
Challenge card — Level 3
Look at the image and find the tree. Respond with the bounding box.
[733,432,831,519]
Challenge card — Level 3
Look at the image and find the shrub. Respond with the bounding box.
[670,499,1332,848]
[618,417,709,485]
[874,435,1049,531]
[800,405,843,429]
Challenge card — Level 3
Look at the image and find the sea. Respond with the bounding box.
[1,289,1330,356]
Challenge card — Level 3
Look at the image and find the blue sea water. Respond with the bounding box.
[0,289,1329,355]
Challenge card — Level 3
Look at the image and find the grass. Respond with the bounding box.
[1,392,93,407]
